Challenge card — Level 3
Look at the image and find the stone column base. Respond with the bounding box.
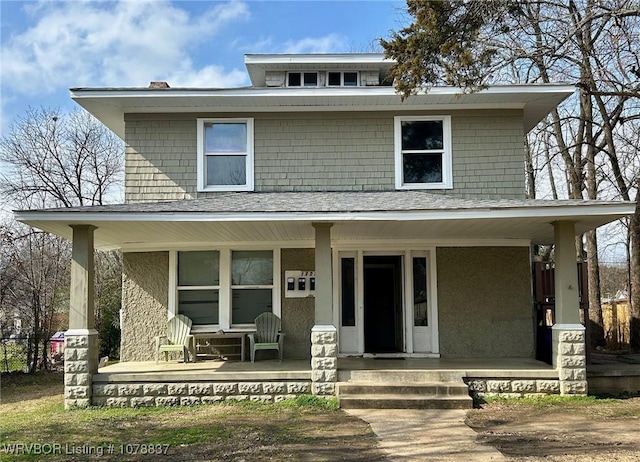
[552,324,587,395]
[311,325,337,396]
[64,329,99,408]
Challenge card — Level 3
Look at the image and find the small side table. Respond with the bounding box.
[191,332,250,362]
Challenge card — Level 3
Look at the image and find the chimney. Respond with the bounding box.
[149,81,170,89]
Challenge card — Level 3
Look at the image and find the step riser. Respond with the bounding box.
[337,376,473,409]
[338,370,464,383]
[340,398,472,410]
[339,385,469,397]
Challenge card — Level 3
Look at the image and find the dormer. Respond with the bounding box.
[244,53,394,88]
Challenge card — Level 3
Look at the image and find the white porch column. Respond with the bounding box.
[552,221,587,396]
[311,223,337,396]
[64,225,99,408]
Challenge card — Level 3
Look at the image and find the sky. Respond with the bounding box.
[0,0,407,136]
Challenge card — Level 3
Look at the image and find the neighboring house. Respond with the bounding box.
[16,53,635,408]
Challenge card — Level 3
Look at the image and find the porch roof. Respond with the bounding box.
[15,191,634,251]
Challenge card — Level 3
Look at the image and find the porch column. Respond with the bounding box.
[552,221,587,396]
[311,222,337,396]
[64,225,99,408]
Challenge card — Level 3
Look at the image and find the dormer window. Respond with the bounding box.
[328,71,359,87]
[288,72,318,87]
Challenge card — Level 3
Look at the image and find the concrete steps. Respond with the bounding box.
[337,374,473,409]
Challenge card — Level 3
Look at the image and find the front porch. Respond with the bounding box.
[15,193,635,408]
[92,357,560,407]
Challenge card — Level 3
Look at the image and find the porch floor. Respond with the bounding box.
[95,357,557,383]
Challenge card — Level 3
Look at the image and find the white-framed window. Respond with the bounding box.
[231,250,274,324]
[171,249,279,330]
[287,72,319,87]
[327,71,359,87]
[394,116,453,190]
[197,118,254,192]
[176,251,220,325]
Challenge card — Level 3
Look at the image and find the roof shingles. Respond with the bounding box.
[20,191,629,215]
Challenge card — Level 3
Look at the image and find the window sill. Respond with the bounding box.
[396,183,454,190]
[198,185,254,193]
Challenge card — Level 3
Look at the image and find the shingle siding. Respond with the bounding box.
[124,110,525,203]
[253,116,394,192]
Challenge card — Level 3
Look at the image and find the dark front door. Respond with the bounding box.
[363,256,403,353]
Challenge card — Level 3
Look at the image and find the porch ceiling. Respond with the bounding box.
[14,192,634,251]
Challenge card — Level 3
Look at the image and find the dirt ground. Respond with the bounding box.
[4,370,640,461]
[466,397,640,461]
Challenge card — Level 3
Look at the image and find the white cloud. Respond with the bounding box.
[233,33,348,56]
[282,34,348,54]
[168,65,248,88]
[1,0,250,92]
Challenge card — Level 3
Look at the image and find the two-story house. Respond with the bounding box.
[16,53,634,408]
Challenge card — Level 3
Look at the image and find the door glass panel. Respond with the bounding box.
[341,258,356,327]
[413,257,428,326]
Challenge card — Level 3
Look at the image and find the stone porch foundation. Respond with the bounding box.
[465,377,560,399]
[311,325,338,396]
[64,330,98,408]
[553,324,588,395]
[93,380,312,407]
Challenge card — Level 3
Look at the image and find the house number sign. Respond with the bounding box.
[284,270,316,298]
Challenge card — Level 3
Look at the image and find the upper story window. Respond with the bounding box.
[328,71,359,87]
[394,116,453,190]
[287,72,318,87]
[197,118,254,192]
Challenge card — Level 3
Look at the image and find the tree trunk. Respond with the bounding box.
[586,230,604,348]
[630,199,640,351]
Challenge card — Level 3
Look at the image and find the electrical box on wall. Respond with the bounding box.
[285,270,315,298]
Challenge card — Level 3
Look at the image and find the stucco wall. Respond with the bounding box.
[280,248,315,360]
[124,110,525,202]
[436,247,534,358]
[119,249,315,361]
[121,252,169,361]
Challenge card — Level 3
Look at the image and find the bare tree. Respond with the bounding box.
[0,107,123,371]
[382,0,640,350]
[0,107,122,207]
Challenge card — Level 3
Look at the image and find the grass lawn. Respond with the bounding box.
[4,372,640,461]
[0,342,28,372]
[0,372,386,461]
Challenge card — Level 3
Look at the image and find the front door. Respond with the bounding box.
[336,249,438,356]
[363,256,403,353]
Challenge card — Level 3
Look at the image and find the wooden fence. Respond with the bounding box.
[602,301,630,350]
